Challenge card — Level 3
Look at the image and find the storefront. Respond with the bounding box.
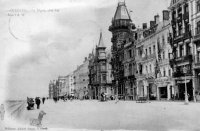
[175,78,193,101]
[137,80,145,97]
[155,78,174,100]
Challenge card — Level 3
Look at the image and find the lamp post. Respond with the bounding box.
[183,66,189,105]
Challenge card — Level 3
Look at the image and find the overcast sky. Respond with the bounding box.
[0,0,170,100]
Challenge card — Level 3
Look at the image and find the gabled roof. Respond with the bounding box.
[97,31,106,48]
[114,2,131,20]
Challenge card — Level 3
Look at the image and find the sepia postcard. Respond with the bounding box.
[1,0,200,131]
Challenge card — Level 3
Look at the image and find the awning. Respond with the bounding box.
[177,80,190,84]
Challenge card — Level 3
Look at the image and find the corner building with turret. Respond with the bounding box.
[109,2,136,100]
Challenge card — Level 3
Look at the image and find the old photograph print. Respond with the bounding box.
[1,0,200,131]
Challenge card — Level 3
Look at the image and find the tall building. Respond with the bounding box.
[48,81,54,99]
[88,32,114,100]
[135,10,174,100]
[169,0,194,101]
[57,76,68,97]
[109,1,136,99]
[68,72,75,96]
[73,58,90,99]
[190,0,200,99]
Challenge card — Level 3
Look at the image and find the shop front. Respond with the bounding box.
[137,80,145,97]
[155,78,174,100]
[175,78,193,101]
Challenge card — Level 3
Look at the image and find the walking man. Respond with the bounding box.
[35,97,41,109]
[42,97,45,104]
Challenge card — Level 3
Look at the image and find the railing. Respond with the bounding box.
[173,67,192,77]
[174,54,193,64]
[142,53,156,61]
[174,30,184,43]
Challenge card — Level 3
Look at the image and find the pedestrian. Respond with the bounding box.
[35,97,41,109]
[115,95,119,104]
[0,104,5,120]
[42,97,45,104]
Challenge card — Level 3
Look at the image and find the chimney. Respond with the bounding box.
[150,21,155,27]
[163,10,170,21]
[142,23,147,29]
[154,15,160,24]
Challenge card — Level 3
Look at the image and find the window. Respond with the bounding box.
[197,21,200,35]
[129,64,132,75]
[146,65,148,73]
[163,51,165,59]
[169,69,171,77]
[129,49,132,58]
[163,68,166,77]
[186,43,191,55]
[102,74,106,81]
[150,64,152,73]
[153,45,156,53]
[197,0,200,13]
[162,35,165,45]
[180,45,184,57]
[146,49,148,56]
[149,47,151,54]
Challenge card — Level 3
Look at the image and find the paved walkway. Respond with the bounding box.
[2,100,200,131]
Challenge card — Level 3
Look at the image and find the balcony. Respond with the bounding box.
[174,55,193,64]
[193,28,200,42]
[173,31,184,43]
[142,53,156,61]
[173,66,192,77]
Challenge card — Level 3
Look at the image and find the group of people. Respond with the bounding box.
[27,97,47,110]
[53,95,75,103]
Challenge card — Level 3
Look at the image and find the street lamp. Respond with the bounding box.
[183,66,189,105]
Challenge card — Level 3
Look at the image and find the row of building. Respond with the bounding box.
[49,0,200,101]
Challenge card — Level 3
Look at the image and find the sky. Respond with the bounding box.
[0,0,170,100]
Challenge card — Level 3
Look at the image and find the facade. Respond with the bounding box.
[49,0,200,102]
[73,58,90,99]
[48,81,54,99]
[69,73,75,96]
[190,0,200,98]
[135,11,173,100]
[109,1,136,99]
[169,0,194,101]
[57,76,68,97]
[88,32,114,100]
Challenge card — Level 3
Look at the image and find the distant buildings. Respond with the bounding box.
[49,0,200,102]
[73,58,89,99]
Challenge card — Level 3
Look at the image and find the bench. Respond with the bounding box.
[136,96,147,103]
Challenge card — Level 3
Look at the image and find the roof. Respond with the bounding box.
[97,31,105,48]
[114,2,131,20]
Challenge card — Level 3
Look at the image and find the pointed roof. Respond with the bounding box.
[114,1,131,20]
[97,31,106,48]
